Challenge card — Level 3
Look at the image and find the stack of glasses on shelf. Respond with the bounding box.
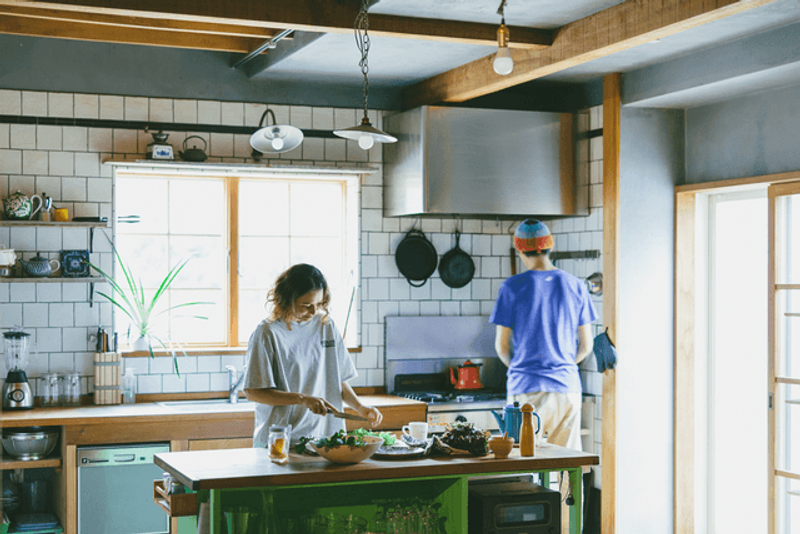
[275,498,444,534]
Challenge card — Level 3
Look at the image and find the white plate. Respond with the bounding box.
[371,445,426,460]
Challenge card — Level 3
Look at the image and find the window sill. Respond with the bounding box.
[122,346,362,357]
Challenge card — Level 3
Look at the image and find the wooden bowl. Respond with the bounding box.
[487,435,514,459]
[310,436,383,464]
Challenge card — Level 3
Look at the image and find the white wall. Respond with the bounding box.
[618,106,683,533]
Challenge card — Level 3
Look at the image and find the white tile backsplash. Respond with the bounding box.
[1,90,603,411]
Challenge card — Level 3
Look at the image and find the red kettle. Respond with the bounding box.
[450,360,484,390]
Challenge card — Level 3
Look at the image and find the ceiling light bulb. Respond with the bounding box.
[271,137,284,150]
[358,134,374,150]
[493,47,513,76]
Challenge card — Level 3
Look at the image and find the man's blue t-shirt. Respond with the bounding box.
[490,269,597,395]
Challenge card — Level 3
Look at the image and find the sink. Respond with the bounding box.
[156,398,256,411]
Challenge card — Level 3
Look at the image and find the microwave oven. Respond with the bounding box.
[468,480,561,534]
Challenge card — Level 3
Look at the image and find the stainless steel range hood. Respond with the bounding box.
[382,106,586,218]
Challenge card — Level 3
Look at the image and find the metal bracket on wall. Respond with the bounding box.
[550,250,600,261]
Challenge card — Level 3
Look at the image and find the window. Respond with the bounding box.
[114,169,359,349]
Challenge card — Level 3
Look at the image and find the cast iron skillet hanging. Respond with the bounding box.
[438,230,475,289]
[395,229,438,287]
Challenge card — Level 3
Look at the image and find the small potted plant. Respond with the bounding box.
[87,246,211,375]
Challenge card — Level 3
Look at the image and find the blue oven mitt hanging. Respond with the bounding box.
[593,327,617,373]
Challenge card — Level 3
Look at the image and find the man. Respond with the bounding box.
[490,219,597,450]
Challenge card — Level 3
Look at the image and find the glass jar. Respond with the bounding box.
[60,373,81,406]
[42,373,59,407]
[268,424,290,463]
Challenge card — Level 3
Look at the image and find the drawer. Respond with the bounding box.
[152,480,197,518]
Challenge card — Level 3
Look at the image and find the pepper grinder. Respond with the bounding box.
[519,403,536,457]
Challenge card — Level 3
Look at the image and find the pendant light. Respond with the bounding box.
[250,108,304,155]
[493,0,513,76]
[333,0,397,150]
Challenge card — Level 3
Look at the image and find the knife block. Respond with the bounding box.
[93,351,121,405]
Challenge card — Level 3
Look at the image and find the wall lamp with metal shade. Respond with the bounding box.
[249,108,304,156]
[333,0,397,150]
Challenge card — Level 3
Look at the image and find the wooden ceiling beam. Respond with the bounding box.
[401,0,780,110]
[0,0,552,48]
[0,14,268,53]
[0,5,280,38]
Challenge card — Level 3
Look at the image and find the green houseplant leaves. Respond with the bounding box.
[87,245,211,376]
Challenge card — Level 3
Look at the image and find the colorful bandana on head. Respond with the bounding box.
[513,219,554,252]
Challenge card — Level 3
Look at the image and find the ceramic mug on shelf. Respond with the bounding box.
[54,208,69,222]
[402,422,428,441]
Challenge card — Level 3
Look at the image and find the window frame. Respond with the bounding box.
[112,165,362,351]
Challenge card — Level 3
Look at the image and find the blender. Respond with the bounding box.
[3,329,34,410]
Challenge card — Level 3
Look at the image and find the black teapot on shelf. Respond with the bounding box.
[179,136,208,162]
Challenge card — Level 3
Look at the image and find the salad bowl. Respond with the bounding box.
[310,435,383,464]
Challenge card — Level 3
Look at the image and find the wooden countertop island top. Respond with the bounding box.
[155,444,600,491]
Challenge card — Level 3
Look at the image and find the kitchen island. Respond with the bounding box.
[155,444,599,534]
[1,395,424,534]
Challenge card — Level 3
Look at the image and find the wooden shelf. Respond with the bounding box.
[0,277,103,283]
[0,455,61,470]
[0,220,108,228]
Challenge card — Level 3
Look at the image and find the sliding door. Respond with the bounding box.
[768,181,800,534]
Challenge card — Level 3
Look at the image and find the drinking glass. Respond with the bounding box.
[42,373,59,406]
[62,372,81,406]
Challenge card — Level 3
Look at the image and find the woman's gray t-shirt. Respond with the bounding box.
[244,315,357,447]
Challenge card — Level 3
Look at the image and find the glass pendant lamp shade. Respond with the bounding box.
[249,109,304,154]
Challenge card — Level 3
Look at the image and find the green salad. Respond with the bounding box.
[295,428,396,454]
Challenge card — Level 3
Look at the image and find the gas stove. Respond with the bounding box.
[394,381,507,433]
[384,316,508,434]
[399,389,507,404]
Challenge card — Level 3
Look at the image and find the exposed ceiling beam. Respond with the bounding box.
[401,0,781,110]
[0,0,553,49]
[0,13,271,53]
[244,31,324,78]
[0,5,279,38]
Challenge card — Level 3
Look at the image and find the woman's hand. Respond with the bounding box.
[358,405,383,427]
[299,394,336,416]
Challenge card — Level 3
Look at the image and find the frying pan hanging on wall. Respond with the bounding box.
[438,230,475,288]
[395,229,438,287]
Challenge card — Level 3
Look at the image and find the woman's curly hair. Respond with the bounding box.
[267,264,331,325]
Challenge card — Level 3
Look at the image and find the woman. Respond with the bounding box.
[244,263,382,447]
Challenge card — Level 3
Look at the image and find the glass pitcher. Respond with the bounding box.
[4,330,31,371]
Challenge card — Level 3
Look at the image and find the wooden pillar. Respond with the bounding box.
[601,72,621,534]
[674,191,696,533]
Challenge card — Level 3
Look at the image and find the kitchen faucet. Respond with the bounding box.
[226,364,247,404]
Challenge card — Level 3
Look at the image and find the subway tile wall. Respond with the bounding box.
[0,91,603,429]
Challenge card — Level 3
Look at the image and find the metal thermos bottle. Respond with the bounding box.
[520,403,535,457]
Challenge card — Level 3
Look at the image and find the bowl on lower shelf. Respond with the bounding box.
[310,436,383,464]
[2,427,59,460]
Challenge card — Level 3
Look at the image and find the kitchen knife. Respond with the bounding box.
[327,409,368,421]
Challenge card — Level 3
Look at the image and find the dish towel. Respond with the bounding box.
[593,328,618,373]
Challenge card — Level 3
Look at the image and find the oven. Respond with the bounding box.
[385,316,507,435]
[468,478,561,534]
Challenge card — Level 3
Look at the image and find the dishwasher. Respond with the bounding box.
[77,443,170,534]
